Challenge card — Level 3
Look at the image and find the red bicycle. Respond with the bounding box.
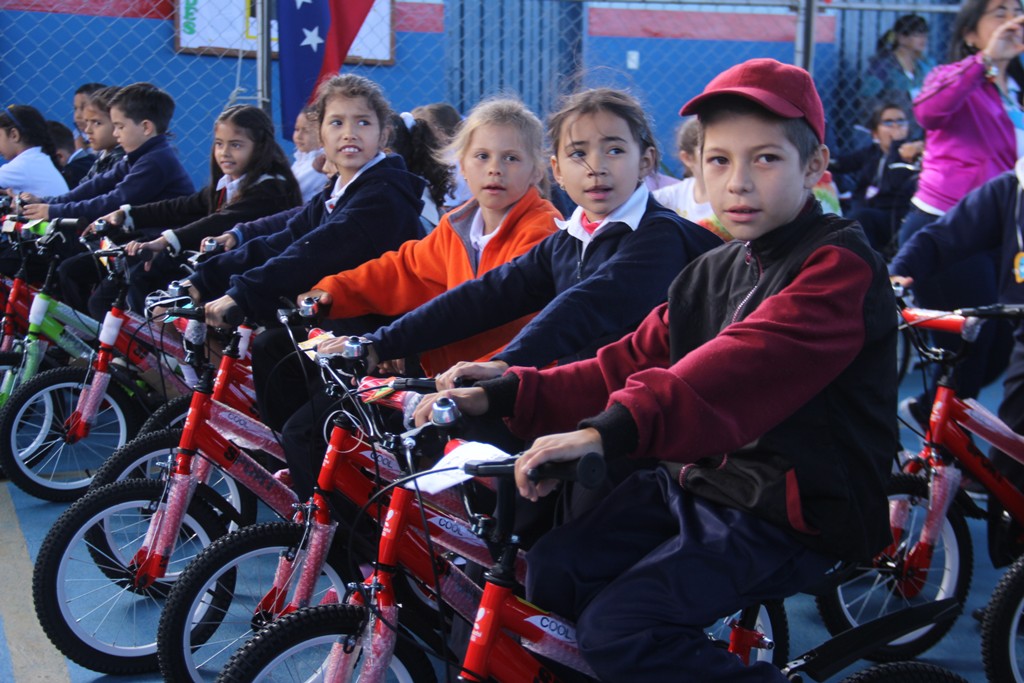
[817,296,1024,661]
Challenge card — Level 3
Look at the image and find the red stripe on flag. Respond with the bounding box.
[311,0,375,104]
[588,8,836,43]
[395,1,443,33]
[0,0,172,19]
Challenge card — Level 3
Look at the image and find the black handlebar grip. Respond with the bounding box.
[221,304,246,327]
[464,452,606,490]
[527,452,606,490]
[166,305,205,321]
[391,377,438,393]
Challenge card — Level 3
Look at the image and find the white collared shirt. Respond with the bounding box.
[325,151,386,213]
[556,184,649,255]
[292,147,329,203]
[216,173,245,206]
[0,146,69,197]
[468,207,504,256]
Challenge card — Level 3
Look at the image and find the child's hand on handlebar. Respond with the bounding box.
[378,358,406,375]
[435,360,510,390]
[316,335,380,373]
[17,191,40,204]
[21,203,49,220]
[205,294,241,327]
[213,232,237,250]
[515,429,604,502]
[86,210,124,235]
[296,289,331,315]
[125,237,167,258]
[890,275,914,288]
[412,387,489,426]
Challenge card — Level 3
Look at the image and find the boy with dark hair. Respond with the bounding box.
[79,86,126,181]
[46,120,92,189]
[71,82,105,160]
[428,58,897,682]
[20,82,192,223]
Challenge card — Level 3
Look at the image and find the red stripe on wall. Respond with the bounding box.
[395,1,443,33]
[589,8,836,43]
[0,0,172,19]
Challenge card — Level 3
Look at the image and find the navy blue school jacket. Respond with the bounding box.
[369,196,724,368]
[46,135,194,221]
[890,166,1024,304]
[190,154,425,321]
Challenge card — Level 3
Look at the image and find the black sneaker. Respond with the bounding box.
[899,396,930,432]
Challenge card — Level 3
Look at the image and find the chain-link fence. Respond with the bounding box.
[0,0,965,185]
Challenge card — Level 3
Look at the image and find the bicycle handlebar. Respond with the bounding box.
[390,377,438,393]
[463,452,606,490]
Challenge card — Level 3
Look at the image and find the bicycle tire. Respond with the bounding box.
[0,365,144,501]
[815,472,973,661]
[216,603,438,683]
[982,553,1024,683]
[88,428,258,528]
[140,393,192,433]
[839,661,969,682]
[32,478,227,674]
[896,325,914,384]
[158,520,356,682]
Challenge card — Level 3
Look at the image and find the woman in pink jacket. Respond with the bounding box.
[897,0,1024,420]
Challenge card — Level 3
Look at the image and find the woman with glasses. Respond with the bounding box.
[895,0,1024,436]
[861,14,934,134]
[0,104,68,197]
[830,102,919,254]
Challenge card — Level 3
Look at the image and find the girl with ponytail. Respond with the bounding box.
[0,104,69,197]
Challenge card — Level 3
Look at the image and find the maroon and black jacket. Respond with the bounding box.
[484,203,897,562]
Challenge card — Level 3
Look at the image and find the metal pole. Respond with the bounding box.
[794,0,817,72]
[256,0,272,114]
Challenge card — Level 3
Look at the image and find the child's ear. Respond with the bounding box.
[638,145,655,179]
[141,119,157,137]
[802,144,830,190]
[549,154,562,187]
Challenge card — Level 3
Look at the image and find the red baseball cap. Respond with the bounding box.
[679,58,825,143]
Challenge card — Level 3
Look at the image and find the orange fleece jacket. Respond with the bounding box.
[313,186,559,375]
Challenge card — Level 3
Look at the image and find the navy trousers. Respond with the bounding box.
[526,468,834,683]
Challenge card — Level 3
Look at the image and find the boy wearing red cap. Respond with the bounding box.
[430,59,897,681]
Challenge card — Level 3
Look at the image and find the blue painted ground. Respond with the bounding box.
[0,364,1001,682]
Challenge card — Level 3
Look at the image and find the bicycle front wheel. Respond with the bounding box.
[32,478,227,674]
[89,428,258,529]
[815,473,973,661]
[216,603,438,683]
[840,661,969,682]
[983,553,1024,683]
[0,365,143,501]
[158,521,354,682]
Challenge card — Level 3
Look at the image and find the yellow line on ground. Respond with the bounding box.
[0,484,70,683]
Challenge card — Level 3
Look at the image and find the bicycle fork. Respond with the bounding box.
[887,458,960,598]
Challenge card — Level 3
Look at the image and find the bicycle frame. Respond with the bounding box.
[126,322,297,589]
[896,306,1024,593]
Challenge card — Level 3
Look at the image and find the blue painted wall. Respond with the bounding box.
[0,9,446,188]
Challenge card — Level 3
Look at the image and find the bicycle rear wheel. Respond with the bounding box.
[982,553,1024,683]
[32,478,227,674]
[216,603,438,683]
[815,473,972,661]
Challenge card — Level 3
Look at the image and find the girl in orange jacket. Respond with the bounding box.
[305,97,560,375]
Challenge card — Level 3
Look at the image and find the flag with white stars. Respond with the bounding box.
[277,0,374,137]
